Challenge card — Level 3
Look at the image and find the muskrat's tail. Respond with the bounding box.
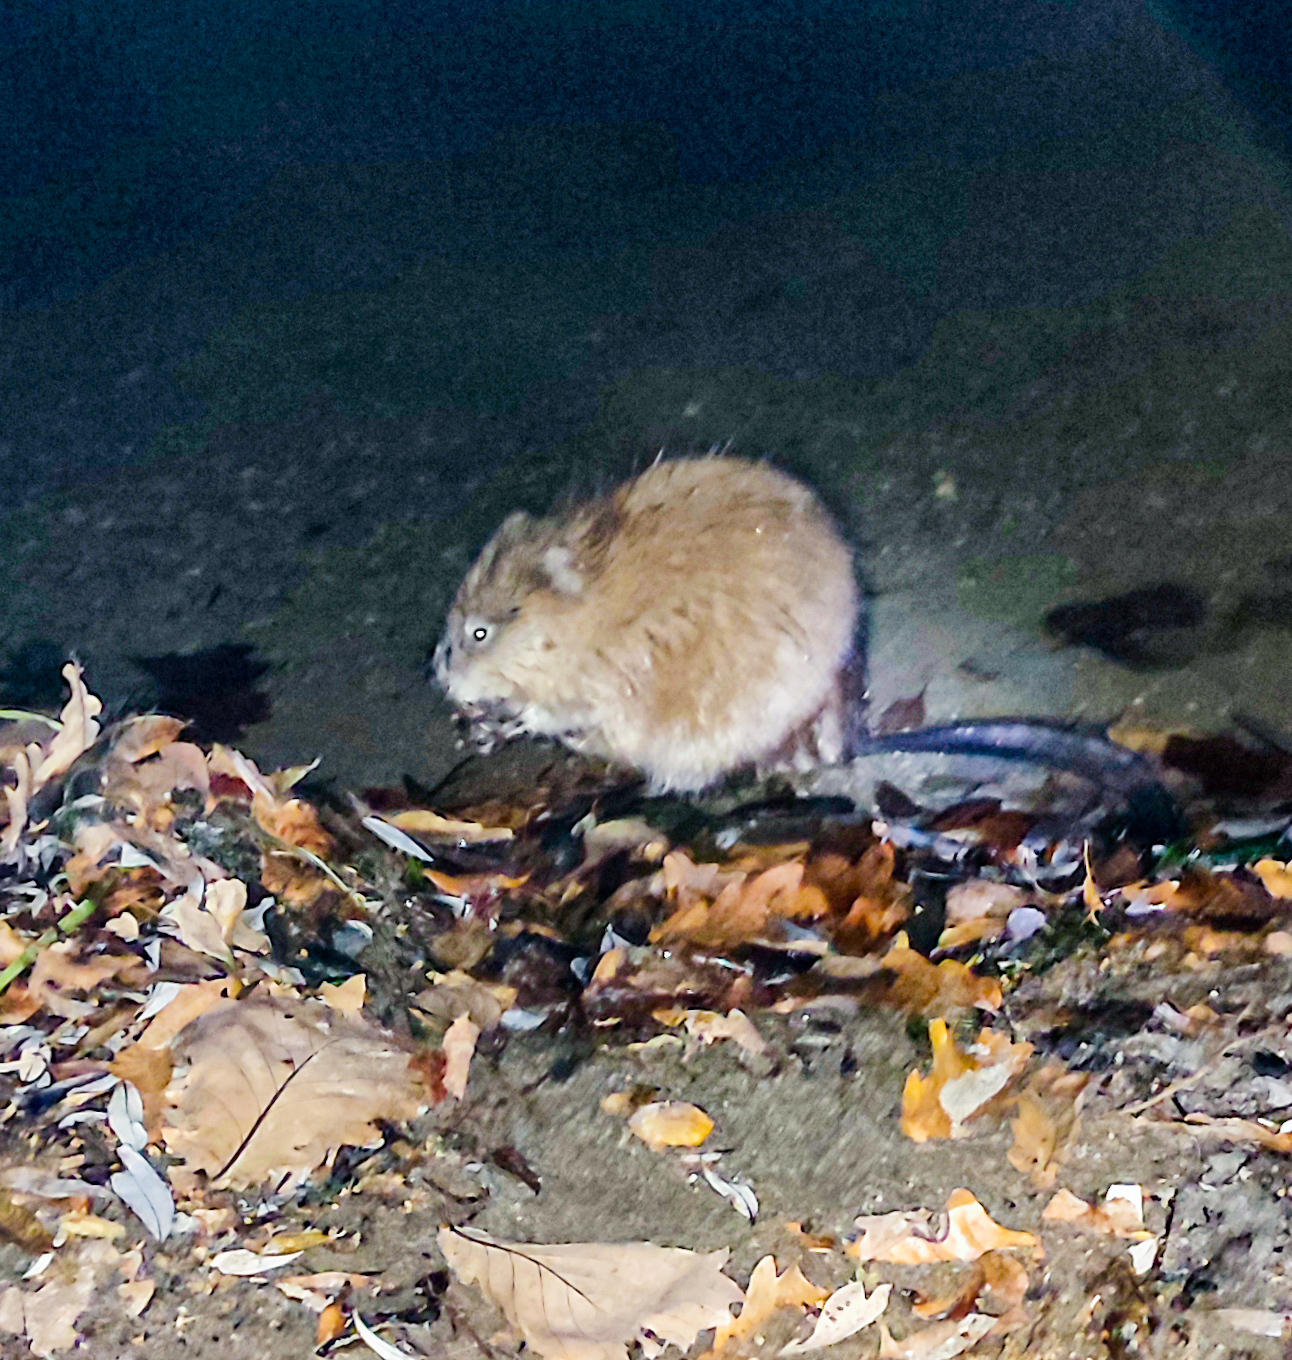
[852,719,1182,845]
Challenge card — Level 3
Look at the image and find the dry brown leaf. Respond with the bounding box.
[32,663,102,786]
[0,1286,23,1336]
[1253,859,1292,900]
[118,1278,156,1318]
[443,1012,480,1100]
[413,971,517,1030]
[1041,1188,1149,1239]
[1173,1113,1292,1153]
[108,715,188,764]
[386,809,514,843]
[780,1280,892,1355]
[849,1190,1040,1265]
[317,1300,347,1344]
[878,1313,995,1359]
[652,860,825,949]
[162,994,426,1188]
[21,1239,117,1358]
[874,936,1002,1016]
[627,1101,714,1151]
[710,1256,828,1356]
[109,1043,174,1138]
[911,1251,1030,1323]
[319,974,366,1015]
[134,978,237,1051]
[27,943,132,1019]
[652,1009,767,1056]
[1007,1063,1087,1189]
[439,1226,743,1360]
[902,1021,1031,1143]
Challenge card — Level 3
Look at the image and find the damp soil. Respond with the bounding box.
[14,936,1292,1360]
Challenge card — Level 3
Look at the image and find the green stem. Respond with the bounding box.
[0,709,60,729]
[0,897,99,997]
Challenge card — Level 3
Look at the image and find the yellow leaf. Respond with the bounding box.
[627,1100,714,1151]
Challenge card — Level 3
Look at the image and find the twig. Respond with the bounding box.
[0,897,98,996]
[259,830,370,912]
[1119,1017,1271,1117]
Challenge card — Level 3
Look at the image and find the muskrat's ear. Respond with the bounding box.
[540,544,585,596]
[473,510,533,578]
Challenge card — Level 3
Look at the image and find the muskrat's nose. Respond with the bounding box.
[432,637,451,679]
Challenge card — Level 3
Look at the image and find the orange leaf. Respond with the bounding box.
[849,1189,1040,1264]
[710,1256,828,1356]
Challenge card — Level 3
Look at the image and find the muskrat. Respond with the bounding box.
[434,454,1176,834]
[433,456,861,792]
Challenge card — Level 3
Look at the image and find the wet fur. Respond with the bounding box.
[435,457,860,791]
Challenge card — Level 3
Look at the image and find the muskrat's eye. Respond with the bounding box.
[471,624,490,643]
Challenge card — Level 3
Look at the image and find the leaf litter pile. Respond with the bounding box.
[6,671,1292,1355]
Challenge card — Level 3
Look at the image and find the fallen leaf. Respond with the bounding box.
[911,1251,1029,1324]
[872,936,1002,1016]
[877,1313,995,1359]
[32,663,102,785]
[22,1240,117,1358]
[162,995,426,1188]
[210,1248,305,1276]
[901,1021,1031,1142]
[320,974,367,1016]
[133,978,237,1051]
[1174,1113,1292,1153]
[627,1101,714,1151]
[317,1301,347,1344]
[1007,1063,1087,1190]
[414,971,516,1030]
[443,1013,480,1101]
[110,1146,175,1240]
[117,1278,156,1318]
[354,1310,420,1359]
[27,943,132,1020]
[1042,1186,1150,1239]
[55,1210,125,1242]
[439,1226,743,1360]
[653,1009,767,1056]
[780,1280,891,1354]
[652,860,826,948]
[0,1285,24,1336]
[849,1190,1040,1264]
[710,1256,828,1355]
[1253,859,1292,899]
[385,809,514,843]
[0,1188,54,1255]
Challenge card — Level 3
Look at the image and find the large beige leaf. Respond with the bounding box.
[162,995,426,1189]
[33,663,103,785]
[439,1227,743,1360]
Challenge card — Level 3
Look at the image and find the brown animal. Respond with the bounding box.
[433,456,861,791]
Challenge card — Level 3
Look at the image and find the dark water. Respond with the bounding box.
[2,0,1291,783]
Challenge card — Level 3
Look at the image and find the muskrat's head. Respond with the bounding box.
[433,506,605,748]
